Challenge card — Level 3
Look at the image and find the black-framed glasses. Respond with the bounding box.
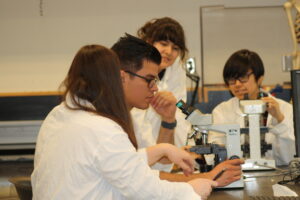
[125,70,159,88]
[227,72,254,85]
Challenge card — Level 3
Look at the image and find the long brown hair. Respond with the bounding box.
[62,45,137,148]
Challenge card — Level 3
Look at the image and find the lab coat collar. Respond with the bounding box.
[65,93,95,111]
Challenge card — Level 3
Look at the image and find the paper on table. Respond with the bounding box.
[272,184,298,197]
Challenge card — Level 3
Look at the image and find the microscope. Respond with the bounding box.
[239,98,276,171]
[176,100,244,188]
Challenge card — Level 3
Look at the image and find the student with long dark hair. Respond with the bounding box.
[31,44,217,200]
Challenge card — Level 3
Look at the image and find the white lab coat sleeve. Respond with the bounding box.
[94,124,200,200]
[267,98,295,165]
[137,148,148,163]
[165,62,192,147]
[131,108,156,149]
[137,148,165,177]
[132,107,176,172]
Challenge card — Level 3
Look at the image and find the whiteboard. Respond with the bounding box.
[201,6,293,86]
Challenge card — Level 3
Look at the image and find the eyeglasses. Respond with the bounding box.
[227,72,253,85]
[125,70,159,88]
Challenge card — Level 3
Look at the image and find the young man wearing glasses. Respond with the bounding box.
[112,34,179,150]
[208,49,295,166]
[112,34,244,187]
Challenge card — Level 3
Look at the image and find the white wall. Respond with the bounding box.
[0,0,290,92]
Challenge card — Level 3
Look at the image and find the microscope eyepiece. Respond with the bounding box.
[176,100,185,110]
[176,100,195,116]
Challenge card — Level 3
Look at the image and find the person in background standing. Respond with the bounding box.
[132,17,191,158]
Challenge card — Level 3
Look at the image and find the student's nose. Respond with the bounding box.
[164,45,172,55]
[235,80,243,87]
[151,83,159,93]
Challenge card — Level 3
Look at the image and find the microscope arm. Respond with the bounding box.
[191,124,242,161]
[208,124,242,160]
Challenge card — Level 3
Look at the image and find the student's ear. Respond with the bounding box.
[146,39,152,45]
[120,70,126,83]
[257,76,264,86]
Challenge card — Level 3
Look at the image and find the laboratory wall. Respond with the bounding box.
[0,0,291,93]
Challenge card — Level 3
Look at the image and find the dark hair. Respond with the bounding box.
[223,49,265,85]
[62,44,137,148]
[137,17,188,60]
[111,33,161,72]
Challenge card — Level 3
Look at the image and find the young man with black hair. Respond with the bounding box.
[112,34,244,187]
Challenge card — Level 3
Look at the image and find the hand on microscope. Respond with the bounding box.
[206,158,244,187]
[182,145,202,160]
[178,146,243,186]
[261,97,284,123]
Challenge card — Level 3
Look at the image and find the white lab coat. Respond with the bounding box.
[31,99,200,200]
[208,96,295,166]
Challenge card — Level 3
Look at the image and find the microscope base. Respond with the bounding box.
[242,158,276,171]
[222,179,244,189]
